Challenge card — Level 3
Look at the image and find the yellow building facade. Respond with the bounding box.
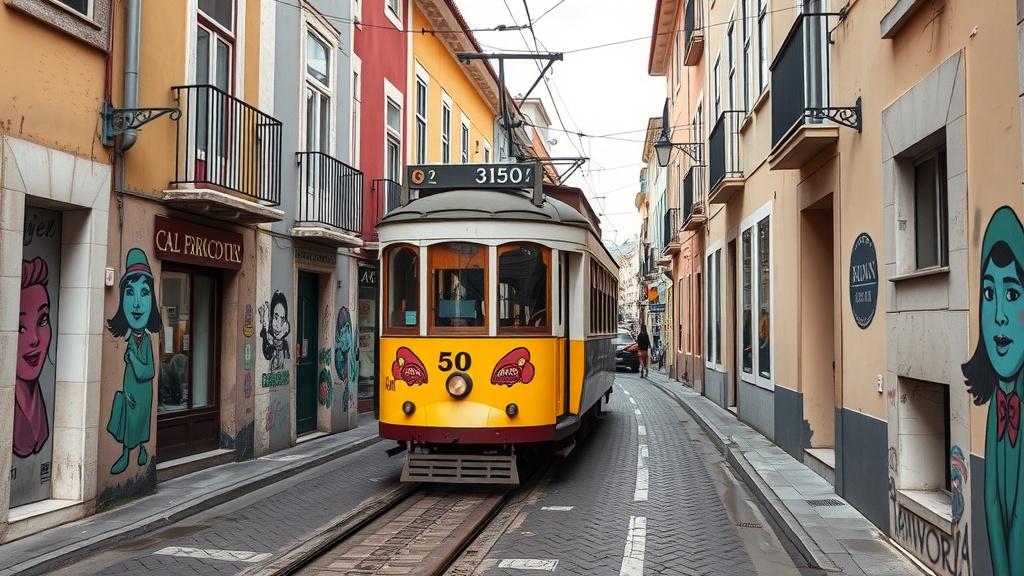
[411,0,498,166]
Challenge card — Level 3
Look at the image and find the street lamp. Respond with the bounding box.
[653,130,702,167]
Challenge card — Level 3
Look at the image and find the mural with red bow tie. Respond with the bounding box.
[963,206,1024,575]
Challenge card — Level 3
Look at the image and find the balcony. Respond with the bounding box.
[683,0,704,66]
[368,178,402,242]
[708,110,745,204]
[661,207,680,259]
[768,15,861,171]
[292,152,363,248]
[166,85,284,224]
[682,165,706,231]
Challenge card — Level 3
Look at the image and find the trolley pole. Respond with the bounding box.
[456,52,563,161]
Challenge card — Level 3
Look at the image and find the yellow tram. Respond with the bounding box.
[377,163,619,484]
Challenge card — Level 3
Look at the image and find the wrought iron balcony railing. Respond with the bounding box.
[369,178,402,241]
[709,110,745,191]
[770,15,860,151]
[171,85,282,205]
[662,207,680,253]
[683,0,704,66]
[296,152,363,234]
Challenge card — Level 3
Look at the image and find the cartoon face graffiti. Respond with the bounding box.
[392,347,427,385]
[259,291,291,372]
[14,258,52,458]
[982,258,1024,380]
[123,276,154,333]
[335,307,353,384]
[491,347,535,387]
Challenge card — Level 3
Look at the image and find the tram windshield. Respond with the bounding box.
[430,242,487,330]
[498,244,549,331]
[386,245,418,330]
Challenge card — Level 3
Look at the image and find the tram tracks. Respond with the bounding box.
[250,458,553,576]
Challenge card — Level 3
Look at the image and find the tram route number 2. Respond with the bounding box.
[438,351,472,372]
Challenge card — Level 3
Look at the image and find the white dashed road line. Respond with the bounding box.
[153,547,272,563]
[619,516,647,575]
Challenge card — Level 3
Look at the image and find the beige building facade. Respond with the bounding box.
[644,0,1024,573]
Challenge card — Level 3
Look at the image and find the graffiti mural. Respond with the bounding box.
[12,208,62,507]
[259,291,291,372]
[106,248,163,475]
[962,205,1024,575]
[335,307,356,411]
[319,348,333,408]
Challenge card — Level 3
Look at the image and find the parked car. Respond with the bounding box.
[615,330,640,373]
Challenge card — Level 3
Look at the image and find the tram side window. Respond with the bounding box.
[430,242,487,330]
[387,246,419,329]
[498,244,549,331]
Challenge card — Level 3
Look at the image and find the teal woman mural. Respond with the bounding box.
[963,206,1024,575]
[106,248,162,475]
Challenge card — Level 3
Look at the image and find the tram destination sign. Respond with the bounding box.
[407,163,537,190]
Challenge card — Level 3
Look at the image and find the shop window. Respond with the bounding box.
[386,245,418,331]
[706,247,722,367]
[158,270,218,414]
[430,243,486,331]
[739,208,772,388]
[498,244,550,332]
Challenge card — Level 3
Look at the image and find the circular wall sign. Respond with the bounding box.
[850,233,878,329]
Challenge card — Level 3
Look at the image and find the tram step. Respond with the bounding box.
[402,453,520,485]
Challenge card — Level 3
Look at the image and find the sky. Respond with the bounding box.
[454,0,665,248]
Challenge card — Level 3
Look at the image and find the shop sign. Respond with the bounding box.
[295,248,336,265]
[849,232,878,329]
[649,303,666,313]
[154,215,243,270]
[359,265,377,288]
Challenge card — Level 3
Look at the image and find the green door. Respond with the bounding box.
[296,273,319,435]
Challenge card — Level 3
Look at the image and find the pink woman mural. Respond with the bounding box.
[106,248,163,475]
[14,257,52,458]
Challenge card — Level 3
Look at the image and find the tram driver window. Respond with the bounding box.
[387,246,418,329]
[430,242,486,330]
[498,244,549,331]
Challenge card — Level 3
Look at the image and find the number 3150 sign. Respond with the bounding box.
[408,163,537,190]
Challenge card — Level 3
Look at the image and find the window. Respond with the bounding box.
[386,245,419,331]
[706,248,723,366]
[589,261,618,335]
[674,30,682,94]
[712,54,721,120]
[385,86,402,183]
[56,0,90,16]
[196,1,234,166]
[430,243,487,332]
[352,59,361,168]
[305,31,332,153]
[498,244,550,332]
[441,94,452,163]
[199,0,232,29]
[914,146,948,270]
[739,209,771,387]
[743,0,753,109]
[415,75,427,164]
[484,141,491,163]
[384,0,401,29]
[758,0,769,94]
[460,117,470,163]
[727,16,736,111]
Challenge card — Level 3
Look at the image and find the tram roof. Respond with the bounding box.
[378,187,599,236]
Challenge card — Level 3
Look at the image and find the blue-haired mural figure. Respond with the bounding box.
[335,306,356,412]
[14,258,52,458]
[106,248,162,475]
[259,291,291,371]
[963,206,1024,575]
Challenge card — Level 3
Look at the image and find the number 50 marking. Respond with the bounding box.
[438,351,472,371]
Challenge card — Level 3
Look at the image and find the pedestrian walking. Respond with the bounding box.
[636,324,651,378]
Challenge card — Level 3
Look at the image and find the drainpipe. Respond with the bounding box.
[119,0,141,152]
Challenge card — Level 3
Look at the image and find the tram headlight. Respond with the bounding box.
[505,403,519,418]
[446,372,472,399]
[402,401,416,415]
[446,368,473,397]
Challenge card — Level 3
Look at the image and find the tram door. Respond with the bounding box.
[296,273,319,435]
